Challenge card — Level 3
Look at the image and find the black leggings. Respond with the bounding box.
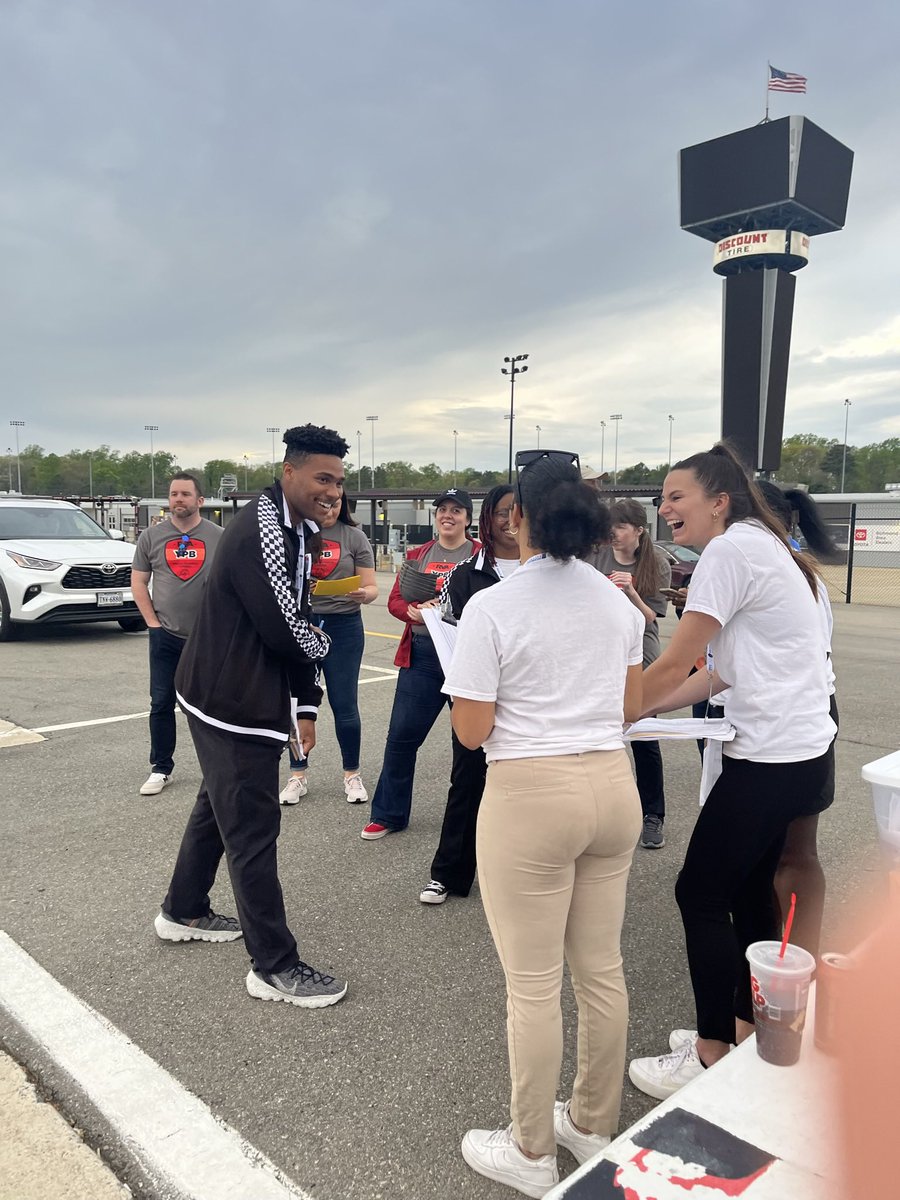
[675,749,831,1044]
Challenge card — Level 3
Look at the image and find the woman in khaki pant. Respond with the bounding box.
[443,449,644,1199]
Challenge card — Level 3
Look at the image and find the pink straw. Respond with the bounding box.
[779,892,797,958]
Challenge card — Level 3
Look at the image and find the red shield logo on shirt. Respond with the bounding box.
[312,539,342,579]
[164,537,206,580]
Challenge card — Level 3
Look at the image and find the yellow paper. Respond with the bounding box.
[311,574,361,597]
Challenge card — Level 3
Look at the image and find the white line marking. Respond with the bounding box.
[0,932,311,1200]
[32,712,150,733]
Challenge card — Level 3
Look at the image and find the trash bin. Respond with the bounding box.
[862,748,900,855]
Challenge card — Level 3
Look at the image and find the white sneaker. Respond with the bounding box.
[139,772,171,796]
[344,774,368,804]
[279,775,308,805]
[461,1126,558,1199]
[419,879,449,905]
[669,1028,698,1050]
[628,1038,705,1100]
[553,1101,610,1165]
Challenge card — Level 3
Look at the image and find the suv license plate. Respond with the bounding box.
[97,591,123,607]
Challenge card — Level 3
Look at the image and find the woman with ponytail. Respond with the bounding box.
[443,450,645,1198]
[628,443,836,1101]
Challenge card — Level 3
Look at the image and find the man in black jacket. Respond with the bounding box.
[154,424,350,1009]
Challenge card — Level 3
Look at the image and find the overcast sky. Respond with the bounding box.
[2,0,898,477]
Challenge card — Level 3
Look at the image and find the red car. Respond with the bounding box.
[655,540,701,589]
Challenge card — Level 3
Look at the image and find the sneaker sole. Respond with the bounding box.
[360,827,390,840]
[419,891,448,905]
[245,970,348,1009]
[139,783,170,795]
[460,1136,554,1199]
[640,837,666,848]
[627,1060,688,1101]
[279,796,303,805]
[345,794,368,804]
[153,912,243,943]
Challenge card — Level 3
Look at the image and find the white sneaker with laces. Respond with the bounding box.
[628,1037,705,1100]
[279,775,308,805]
[553,1101,610,1165]
[461,1126,558,1199]
[344,774,368,804]
[139,772,171,796]
[669,1028,698,1050]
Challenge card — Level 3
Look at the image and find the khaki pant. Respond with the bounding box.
[477,750,641,1156]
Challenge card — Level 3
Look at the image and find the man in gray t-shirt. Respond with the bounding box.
[131,474,223,796]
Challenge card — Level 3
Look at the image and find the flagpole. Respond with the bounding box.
[764,60,770,122]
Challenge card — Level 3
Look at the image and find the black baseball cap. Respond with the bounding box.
[432,488,473,518]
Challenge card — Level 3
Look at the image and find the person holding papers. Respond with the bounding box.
[627,443,835,1101]
[280,494,377,806]
[444,450,644,1199]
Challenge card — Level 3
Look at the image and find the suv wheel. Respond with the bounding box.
[0,580,18,642]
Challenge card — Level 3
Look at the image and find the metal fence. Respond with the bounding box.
[814,499,900,608]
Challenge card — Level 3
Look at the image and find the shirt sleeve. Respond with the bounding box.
[350,527,375,570]
[132,530,152,573]
[442,599,501,701]
[684,536,754,626]
[627,608,645,666]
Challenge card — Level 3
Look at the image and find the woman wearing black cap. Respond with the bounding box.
[361,489,479,840]
[444,451,644,1198]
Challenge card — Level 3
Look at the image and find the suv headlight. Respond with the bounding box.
[5,550,62,571]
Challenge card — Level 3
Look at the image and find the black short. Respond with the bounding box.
[795,693,839,817]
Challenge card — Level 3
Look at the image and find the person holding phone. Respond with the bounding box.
[444,449,644,1198]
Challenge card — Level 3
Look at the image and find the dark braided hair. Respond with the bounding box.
[282,424,350,464]
[478,484,515,567]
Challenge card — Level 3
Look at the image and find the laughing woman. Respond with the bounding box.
[444,450,644,1199]
[627,443,835,1101]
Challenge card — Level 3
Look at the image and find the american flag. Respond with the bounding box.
[768,65,807,93]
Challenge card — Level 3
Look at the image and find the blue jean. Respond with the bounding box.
[370,635,449,830]
[148,626,187,775]
[290,611,365,772]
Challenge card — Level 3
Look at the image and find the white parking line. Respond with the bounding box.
[0,932,311,1200]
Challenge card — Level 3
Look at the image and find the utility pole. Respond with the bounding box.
[267,426,280,474]
[840,399,852,492]
[144,424,158,498]
[667,414,674,468]
[600,420,606,477]
[366,415,379,488]
[452,429,459,486]
[356,429,363,491]
[609,414,623,486]
[501,354,529,482]
[536,424,542,449]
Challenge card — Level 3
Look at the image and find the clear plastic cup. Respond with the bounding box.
[745,940,816,1066]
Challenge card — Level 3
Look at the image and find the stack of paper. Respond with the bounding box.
[625,717,735,742]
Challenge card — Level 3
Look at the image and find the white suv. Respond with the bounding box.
[0,498,144,640]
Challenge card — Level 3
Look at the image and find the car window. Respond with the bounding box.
[0,506,110,540]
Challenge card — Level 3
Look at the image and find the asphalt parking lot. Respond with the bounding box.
[0,583,896,1199]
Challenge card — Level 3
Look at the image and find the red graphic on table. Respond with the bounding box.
[312,539,342,579]
[164,537,207,581]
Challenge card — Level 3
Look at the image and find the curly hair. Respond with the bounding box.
[282,424,350,463]
[517,454,610,561]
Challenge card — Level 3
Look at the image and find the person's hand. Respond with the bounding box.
[297,718,316,758]
[345,587,368,604]
[407,604,425,622]
[670,587,689,611]
[608,571,636,596]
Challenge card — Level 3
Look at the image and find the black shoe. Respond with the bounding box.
[246,960,348,1008]
[154,909,243,942]
[640,815,666,849]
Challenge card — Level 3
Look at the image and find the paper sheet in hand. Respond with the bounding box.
[421,607,457,676]
[625,717,736,742]
[311,574,361,597]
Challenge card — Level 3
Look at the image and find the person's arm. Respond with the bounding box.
[641,611,723,713]
[623,663,643,724]
[129,569,161,628]
[387,572,415,623]
[608,573,657,627]
[451,698,495,750]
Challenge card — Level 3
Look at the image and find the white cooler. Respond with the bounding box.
[862,748,900,854]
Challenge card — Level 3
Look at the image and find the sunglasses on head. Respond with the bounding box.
[514,449,581,478]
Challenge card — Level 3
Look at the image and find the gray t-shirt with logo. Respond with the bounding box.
[132,517,224,638]
[310,522,376,615]
[587,544,671,666]
[409,540,475,634]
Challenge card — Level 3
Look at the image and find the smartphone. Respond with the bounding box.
[661,587,686,599]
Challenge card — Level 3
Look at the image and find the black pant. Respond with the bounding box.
[630,738,665,819]
[430,730,488,895]
[148,626,186,774]
[162,716,298,974]
[675,749,831,1044]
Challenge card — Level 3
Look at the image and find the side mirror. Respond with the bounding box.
[108,528,126,541]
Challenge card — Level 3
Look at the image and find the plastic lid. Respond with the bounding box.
[862,748,900,787]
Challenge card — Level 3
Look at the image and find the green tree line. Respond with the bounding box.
[3,435,899,497]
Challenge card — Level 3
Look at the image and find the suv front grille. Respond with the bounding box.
[62,565,132,589]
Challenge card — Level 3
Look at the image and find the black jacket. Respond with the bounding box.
[175,482,328,743]
[440,548,502,620]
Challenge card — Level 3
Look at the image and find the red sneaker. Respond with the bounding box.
[361,822,391,841]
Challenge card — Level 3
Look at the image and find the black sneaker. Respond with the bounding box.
[640,815,666,849]
[154,909,243,943]
[246,960,348,1008]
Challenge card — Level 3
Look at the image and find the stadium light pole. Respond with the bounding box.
[840,399,852,492]
[10,421,25,492]
[501,353,529,482]
[6,447,14,492]
[668,414,674,468]
[144,424,158,498]
[610,413,623,486]
[600,420,606,477]
[366,415,379,488]
[356,429,363,491]
[266,426,280,473]
[452,429,459,486]
[536,424,542,449]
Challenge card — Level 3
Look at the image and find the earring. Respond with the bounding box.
[712,510,719,520]
[508,526,519,535]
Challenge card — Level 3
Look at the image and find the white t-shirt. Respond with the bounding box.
[442,556,644,761]
[493,556,521,580]
[685,521,836,762]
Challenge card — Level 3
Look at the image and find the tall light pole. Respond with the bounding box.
[840,398,852,492]
[242,455,250,490]
[452,429,459,486]
[600,420,606,477]
[536,424,542,449]
[144,424,158,498]
[266,426,280,474]
[356,429,362,491]
[6,447,13,492]
[88,450,94,497]
[366,415,379,488]
[609,413,623,486]
[501,353,529,482]
[10,420,24,492]
[667,414,674,469]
